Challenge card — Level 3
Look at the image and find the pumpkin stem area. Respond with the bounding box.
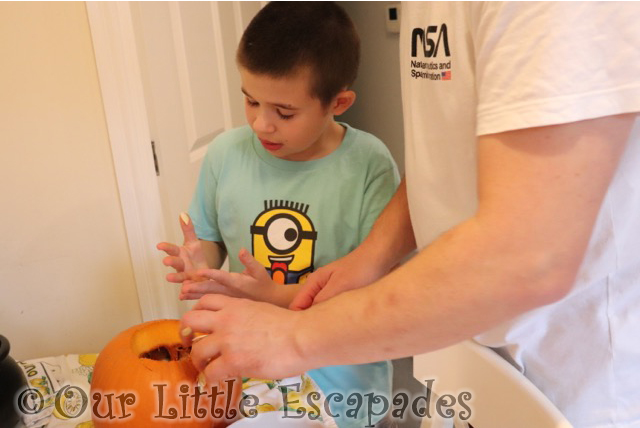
[139,344,191,361]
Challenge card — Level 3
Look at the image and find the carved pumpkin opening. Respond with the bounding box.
[139,344,191,361]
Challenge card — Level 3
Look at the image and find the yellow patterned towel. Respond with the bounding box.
[16,353,96,428]
[15,354,336,427]
[240,375,337,426]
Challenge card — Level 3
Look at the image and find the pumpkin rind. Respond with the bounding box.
[90,319,240,427]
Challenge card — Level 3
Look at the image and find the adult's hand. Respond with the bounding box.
[290,249,386,311]
[181,294,309,382]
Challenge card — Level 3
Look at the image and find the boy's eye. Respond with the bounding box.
[245,96,293,120]
[277,110,294,120]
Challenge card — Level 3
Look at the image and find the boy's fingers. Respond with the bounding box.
[179,212,199,243]
[182,279,225,295]
[157,242,181,257]
[166,272,188,283]
[163,255,185,271]
[238,248,269,280]
[195,269,232,285]
[180,292,206,300]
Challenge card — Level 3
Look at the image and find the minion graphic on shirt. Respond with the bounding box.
[250,200,317,284]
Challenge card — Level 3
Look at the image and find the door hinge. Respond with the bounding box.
[151,141,160,176]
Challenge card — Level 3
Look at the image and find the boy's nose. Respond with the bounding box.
[252,112,275,134]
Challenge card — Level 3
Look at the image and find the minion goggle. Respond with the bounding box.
[250,213,317,254]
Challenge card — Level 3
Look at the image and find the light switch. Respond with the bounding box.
[386,3,401,34]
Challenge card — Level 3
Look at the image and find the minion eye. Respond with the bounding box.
[267,217,300,252]
[251,211,317,255]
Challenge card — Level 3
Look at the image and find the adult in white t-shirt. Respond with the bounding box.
[389,3,640,426]
[180,3,640,427]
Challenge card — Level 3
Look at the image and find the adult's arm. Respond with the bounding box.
[183,114,635,380]
[295,114,634,366]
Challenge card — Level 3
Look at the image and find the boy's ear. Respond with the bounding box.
[331,90,356,116]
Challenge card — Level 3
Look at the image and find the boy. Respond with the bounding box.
[159,3,399,427]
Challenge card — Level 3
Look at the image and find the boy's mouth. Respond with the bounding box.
[260,138,283,152]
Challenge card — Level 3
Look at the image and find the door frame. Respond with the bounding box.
[87,2,178,321]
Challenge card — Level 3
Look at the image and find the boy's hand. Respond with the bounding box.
[180,249,294,306]
[181,294,309,381]
[157,213,209,283]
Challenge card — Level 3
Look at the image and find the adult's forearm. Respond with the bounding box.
[294,215,579,368]
[293,114,634,369]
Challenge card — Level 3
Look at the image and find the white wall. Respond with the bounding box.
[338,1,405,174]
[0,2,142,360]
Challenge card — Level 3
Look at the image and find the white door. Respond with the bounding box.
[87,1,260,319]
[130,1,260,250]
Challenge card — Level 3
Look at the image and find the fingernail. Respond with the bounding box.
[181,327,192,337]
[180,212,190,225]
[192,334,207,343]
[197,372,207,389]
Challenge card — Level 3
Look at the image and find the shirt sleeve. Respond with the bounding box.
[188,143,223,242]
[474,2,640,135]
[359,164,401,244]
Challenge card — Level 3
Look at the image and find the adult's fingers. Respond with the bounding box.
[309,284,336,305]
[192,293,236,311]
[189,333,221,372]
[180,305,220,348]
[289,278,324,310]
[201,353,237,384]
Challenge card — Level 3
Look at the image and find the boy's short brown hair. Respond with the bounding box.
[237,2,360,107]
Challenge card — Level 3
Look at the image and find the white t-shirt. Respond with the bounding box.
[400,2,640,427]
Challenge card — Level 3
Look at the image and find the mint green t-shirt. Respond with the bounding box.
[189,123,399,427]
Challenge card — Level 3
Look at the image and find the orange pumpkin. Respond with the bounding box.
[90,319,241,427]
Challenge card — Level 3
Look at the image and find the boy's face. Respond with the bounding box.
[239,67,341,161]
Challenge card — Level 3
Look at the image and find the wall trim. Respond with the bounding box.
[86,1,179,321]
